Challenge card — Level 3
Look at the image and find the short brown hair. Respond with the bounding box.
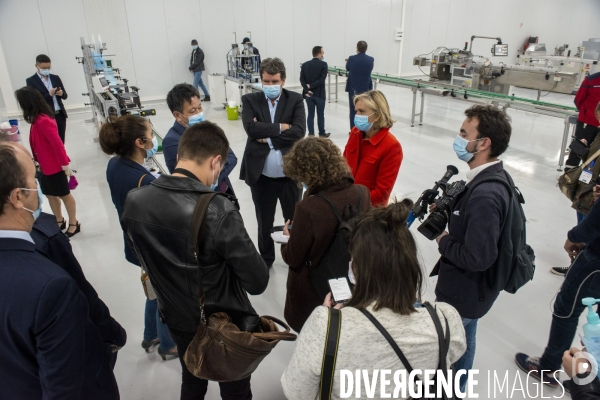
[260,57,286,80]
[178,121,229,165]
[312,46,323,57]
[346,199,423,315]
[0,143,27,216]
[357,41,368,53]
[99,115,149,157]
[283,137,351,188]
[353,90,395,130]
[464,105,512,158]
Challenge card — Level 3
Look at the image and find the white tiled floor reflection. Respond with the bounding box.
[19,83,582,399]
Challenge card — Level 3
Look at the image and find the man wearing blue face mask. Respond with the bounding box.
[164,84,237,200]
[431,105,514,393]
[240,57,306,268]
[26,54,69,143]
[0,142,120,399]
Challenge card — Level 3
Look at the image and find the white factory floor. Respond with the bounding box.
[15,83,582,399]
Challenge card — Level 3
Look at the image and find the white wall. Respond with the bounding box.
[401,0,600,76]
[0,0,404,115]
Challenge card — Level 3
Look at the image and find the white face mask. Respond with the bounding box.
[348,261,356,285]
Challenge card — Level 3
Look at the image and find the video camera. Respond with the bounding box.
[411,165,467,240]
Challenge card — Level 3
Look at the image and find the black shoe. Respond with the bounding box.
[57,219,66,231]
[141,338,160,352]
[551,265,570,276]
[158,346,179,360]
[319,132,331,138]
[66,222,81,238]
[202,96,211,102]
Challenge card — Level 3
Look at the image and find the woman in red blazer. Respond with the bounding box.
[16,87,80,237]
[343,90,403,206]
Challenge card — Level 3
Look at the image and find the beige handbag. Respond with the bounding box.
[141,269,157,300]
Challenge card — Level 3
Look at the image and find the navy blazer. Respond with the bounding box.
[163,120,238,197]
[0,237,118,399]
[345,52,374,95]
[26,73,68,118]
[31,212,126,347]
[240,89,306,186]
[300,58,328,99]
[106,156,156,265]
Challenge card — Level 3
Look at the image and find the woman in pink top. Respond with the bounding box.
[16,87,80,237]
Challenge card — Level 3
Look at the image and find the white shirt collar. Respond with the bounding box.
[466,160,502,183]
[0,230,34,244]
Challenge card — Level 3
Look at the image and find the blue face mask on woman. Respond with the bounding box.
[187,112,205,126]
[20,179,43,221]
[453,136,484,162]
[262,84,281,99]
[146,137,158,158]
[354,113,375,132]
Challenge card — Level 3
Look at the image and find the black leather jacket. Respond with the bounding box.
[571,375,600,399]
[121,173,269,332]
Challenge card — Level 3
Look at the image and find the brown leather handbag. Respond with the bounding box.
[183,192,297,382]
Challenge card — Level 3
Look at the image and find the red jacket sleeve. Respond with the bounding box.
[575,77,589,110]
[370,139,403,206]
[39,116,70,169]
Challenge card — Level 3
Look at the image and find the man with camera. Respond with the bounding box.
[432,105,513,392]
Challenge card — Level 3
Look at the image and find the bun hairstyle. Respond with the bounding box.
[98,115,148,157]
[345,198,423,315]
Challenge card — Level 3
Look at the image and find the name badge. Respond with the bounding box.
[580,169,593,184]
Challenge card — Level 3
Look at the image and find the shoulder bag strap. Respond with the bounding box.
[358,308,414,373]
[137,174,147,188]
[583,148,600,170]
[423,302,449,370]
[191,192,218,322]
[320,307,342,400]
[315,192,344,223]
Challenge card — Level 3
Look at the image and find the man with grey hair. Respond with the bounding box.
[240,57,306,268]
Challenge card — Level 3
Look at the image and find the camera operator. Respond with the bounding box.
[433,105,512,393]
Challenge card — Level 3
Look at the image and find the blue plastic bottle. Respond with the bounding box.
[582,298,600,344]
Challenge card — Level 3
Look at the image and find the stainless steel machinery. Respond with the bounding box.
[76,36,154,128]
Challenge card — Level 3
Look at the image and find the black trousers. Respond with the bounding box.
[55,111,67,143]
[168,327,252,400]
[250,175,302,265]
[566,121,600,166]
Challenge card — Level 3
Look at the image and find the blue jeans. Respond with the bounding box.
[577,211,586,224]
[539,249,600,370]
[144,298,176,351]
[454,318,478,393]
[193,71,209,96]
[305,96,326,136]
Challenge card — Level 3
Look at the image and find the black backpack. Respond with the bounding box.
[310,186,365,298]
[459,169,535,294]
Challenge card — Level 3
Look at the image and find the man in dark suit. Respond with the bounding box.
[0,142,119,399]
[345,41,374,129]
[240,57,306,267]
[26,54,69,143]
[164,83,238,200]
[300,46,330,137]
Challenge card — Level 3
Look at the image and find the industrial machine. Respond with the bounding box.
[210,32,262,110]
[76,36,154,128]
[517,38,600,90]
[413,35,580,97]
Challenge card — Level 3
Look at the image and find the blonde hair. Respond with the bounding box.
[353,90,395,130]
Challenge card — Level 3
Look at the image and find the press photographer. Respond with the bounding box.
[431,105,514,393]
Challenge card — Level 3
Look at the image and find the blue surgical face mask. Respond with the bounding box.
[354,113,375,132]
[453,136,484,163]
[262,84,281,99]
[210,163,220,191]
[187,112,205,126]
[39,69,51,77]
[20,179,43,221]
[146,136,158,158]
[192,45,198,50]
